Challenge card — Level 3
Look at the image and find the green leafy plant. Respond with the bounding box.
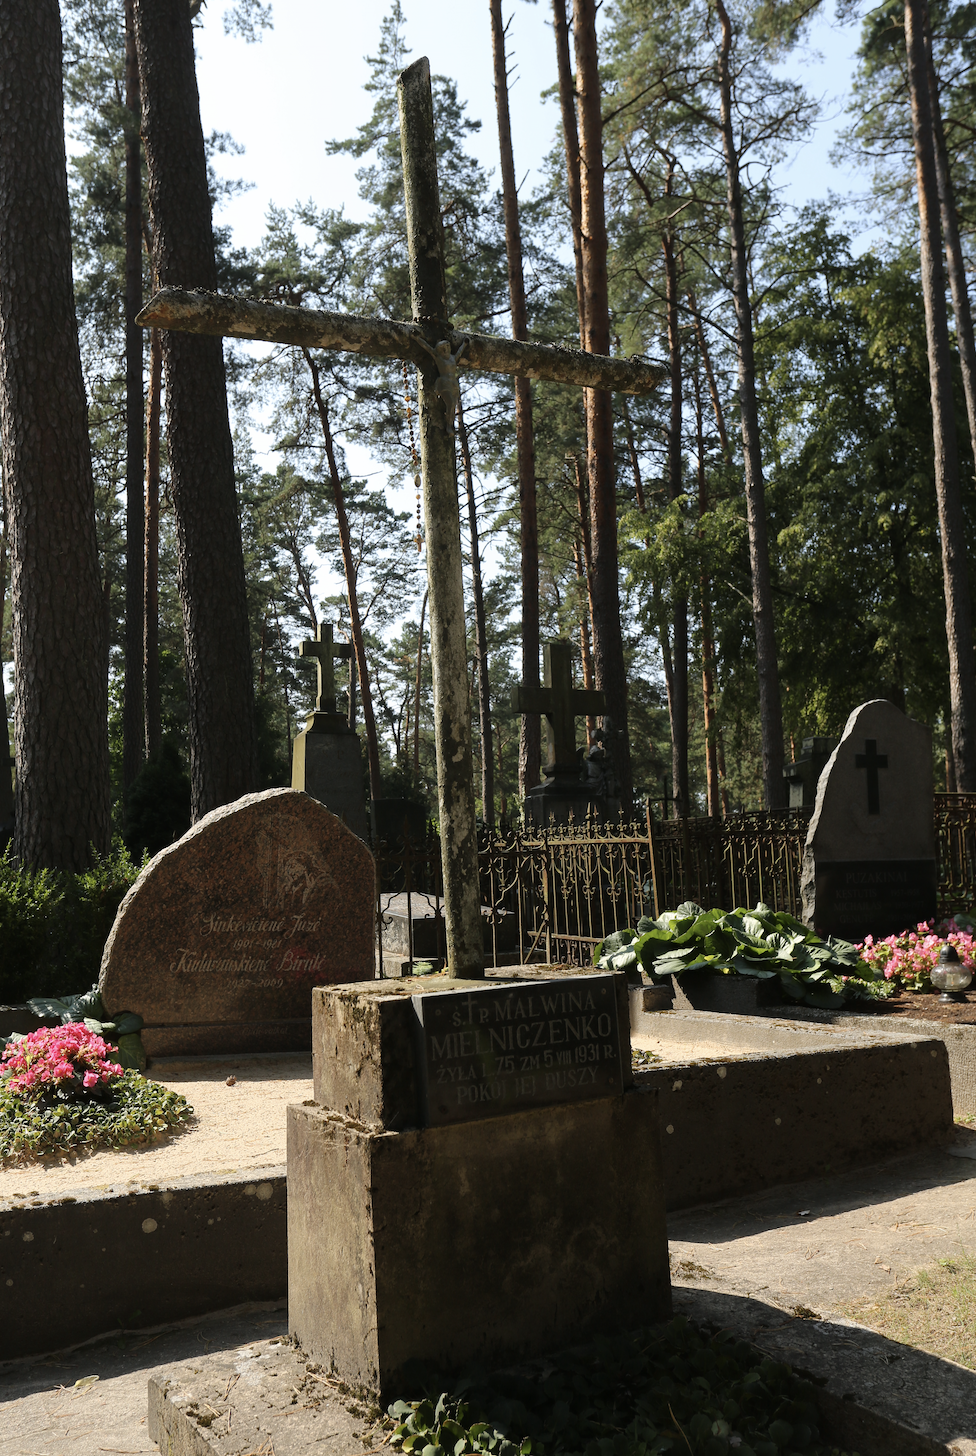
[2,983,147,1072]
[0,840,143,1005]
[0,1068,192,1162]
[388,1317,857,1456]
[595,902,893,1010]
[0,1022,190,1163]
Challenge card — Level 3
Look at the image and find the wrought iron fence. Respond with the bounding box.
[371,796,976,974]
[935,793,976,920]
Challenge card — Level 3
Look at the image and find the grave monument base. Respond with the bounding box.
[289,973,671,1395]
[523,772,619,827]
[291,715,369,839]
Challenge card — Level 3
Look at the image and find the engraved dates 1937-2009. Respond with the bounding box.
[412,975,625,1127]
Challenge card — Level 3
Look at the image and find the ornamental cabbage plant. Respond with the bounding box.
[595,901,893,1008]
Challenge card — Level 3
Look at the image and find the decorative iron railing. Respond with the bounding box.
[935,793,976,921]
[371,796,976,974]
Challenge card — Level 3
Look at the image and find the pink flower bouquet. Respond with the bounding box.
[1,1024,123,1103]
[858,918,976,993]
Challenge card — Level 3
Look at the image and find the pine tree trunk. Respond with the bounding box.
[122,0,145,801]
[714,0,785,808]
[694,363,721,818]
[662,224,688,817]
[143,327,162,762]
[0,0,110,871]
[414,590,428,779]
[688,285,731,458]
[573,0,633,803]
[458,402,495,827]
[923,5,976,486]
[574,538,597,747]
[304,351,383,800]
[573,454,599,747]
[491,0,540,802]
[905,0,976,789]
[552,0,586,345]
[132,0,258,818]
[0,521,13,828]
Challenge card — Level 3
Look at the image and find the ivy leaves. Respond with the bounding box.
[390,1394,530,1456]
[387,1319,855,1456]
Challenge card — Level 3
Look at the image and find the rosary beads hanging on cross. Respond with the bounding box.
[138,57,664,980]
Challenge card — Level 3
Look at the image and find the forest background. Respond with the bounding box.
[1,0,973,864]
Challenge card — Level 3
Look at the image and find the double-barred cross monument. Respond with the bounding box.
[138,58,663,978]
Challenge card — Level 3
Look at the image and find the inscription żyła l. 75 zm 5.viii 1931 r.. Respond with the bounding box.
[412,975,624,1127]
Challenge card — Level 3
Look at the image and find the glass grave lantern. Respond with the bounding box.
[930,943,973,1003]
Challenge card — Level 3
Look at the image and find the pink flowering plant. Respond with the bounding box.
[0,1023,191,1162]
[858,915,976,993]
[1,1023,123,1101]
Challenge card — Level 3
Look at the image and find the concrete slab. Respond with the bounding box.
[0,1166,287,1362]
[0,1302,289,1456]
[787,1008,976,1119]
[4,1142,976,1455]
[144,1295,976,1456]
[674,1287,976,1455]
[629,1008,954,1208]
[667,1134,976,1452]
[0,1055,307,1361]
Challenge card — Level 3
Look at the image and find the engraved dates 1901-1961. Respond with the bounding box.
[412,975,624,1127]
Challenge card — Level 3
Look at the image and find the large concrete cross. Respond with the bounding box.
[513,641,604,776]
[138,57,663,980]
[299,622,350,725]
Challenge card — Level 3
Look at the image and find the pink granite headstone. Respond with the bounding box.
[99,789,375,1056]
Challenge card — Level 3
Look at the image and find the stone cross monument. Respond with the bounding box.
[513,640,616,824]
[299,621,351,728]
[138,58,663,976]
[292,622,367,840]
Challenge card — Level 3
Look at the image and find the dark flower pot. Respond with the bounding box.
[669,971,782,1015]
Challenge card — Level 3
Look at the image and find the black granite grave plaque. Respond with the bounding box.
[814,859,937,943]
[412,974,624,1127]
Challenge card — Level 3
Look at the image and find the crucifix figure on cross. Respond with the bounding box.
[298,622,351,730]
[137,57,663,978]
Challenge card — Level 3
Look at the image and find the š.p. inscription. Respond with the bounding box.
[413,976,624,1127]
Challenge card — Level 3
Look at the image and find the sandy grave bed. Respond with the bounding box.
[630,1029,754,1064]
[0,1053,312,1204]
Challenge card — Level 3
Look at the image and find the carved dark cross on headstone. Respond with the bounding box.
[137,58,663,979]
[298,622,351,728]
[855,738,888,814]
[513,641,604,776]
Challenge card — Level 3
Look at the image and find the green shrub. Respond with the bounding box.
[0,839,143,1005]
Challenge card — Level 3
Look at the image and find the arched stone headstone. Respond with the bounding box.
[800,700,935,943]
[99,789,375,1056]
